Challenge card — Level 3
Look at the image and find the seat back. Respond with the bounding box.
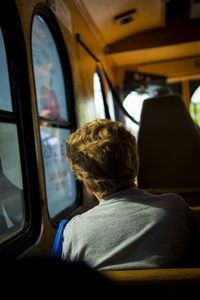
[137,93,200,194]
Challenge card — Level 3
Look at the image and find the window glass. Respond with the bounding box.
[0,28,12,112]
[32,16,68,120]
[32,15,77,220]
[107,90,115,120]
[40,125,76,219]
[93,72,106,118]
[0,122,25,242]
[190,86,200,126]
[123,91,149,137]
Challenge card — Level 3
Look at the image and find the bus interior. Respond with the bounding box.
[1,0,200,296]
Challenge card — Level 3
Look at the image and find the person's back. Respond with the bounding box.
[62,188,199,270]
[62,119,200,270]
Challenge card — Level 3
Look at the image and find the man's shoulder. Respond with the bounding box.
[64,205,101,229]
[161,192,187,204]
[157,192,191,214]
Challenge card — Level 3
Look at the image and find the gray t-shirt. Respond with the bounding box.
[62,188,199,271]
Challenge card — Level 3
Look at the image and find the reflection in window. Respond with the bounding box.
[32,15,77,220]
[123,91,149,137]
[190,86,200,126]
[0,28,12,112]
[32,16,68,120]
[93,72,106,118]
[40,126,76,219]
[0,123,25,242]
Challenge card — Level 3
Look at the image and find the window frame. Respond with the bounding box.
[31,6,80,225]
[0,1,41,257]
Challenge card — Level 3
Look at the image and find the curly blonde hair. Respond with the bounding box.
[66,119,139,199]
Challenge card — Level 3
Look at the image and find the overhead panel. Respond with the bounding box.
[81,0,164,44]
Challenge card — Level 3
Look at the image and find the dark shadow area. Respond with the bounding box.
[0,257,117,298]
[1,257,200,299]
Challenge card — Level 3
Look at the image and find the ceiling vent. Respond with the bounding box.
[189,0,200,19]
[114,9,137,25]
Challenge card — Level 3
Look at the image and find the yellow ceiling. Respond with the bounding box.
[73,0,200,78]
[108,41,200,67]
[81,0,165,44]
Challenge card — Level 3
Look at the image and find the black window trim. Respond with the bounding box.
[0,1,41,258]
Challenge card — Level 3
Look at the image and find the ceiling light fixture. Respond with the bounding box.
[114,9,137,25]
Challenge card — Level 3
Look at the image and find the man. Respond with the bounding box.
[62,119,199,271]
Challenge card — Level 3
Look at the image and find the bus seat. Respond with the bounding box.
[137,92,200,202]
[190,207,200,234]
[103,268,200,296]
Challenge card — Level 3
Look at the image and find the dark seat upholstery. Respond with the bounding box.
[137,92,200,199]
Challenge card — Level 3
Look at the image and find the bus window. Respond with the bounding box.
[123,91,149,136]
[0,28,25,243]
[190,85,200,127]
[0,28,12,112]
[107,90,116,121]
[93,72,106,118]
[32,14,77,221]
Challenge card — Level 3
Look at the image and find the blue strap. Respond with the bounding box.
[51,219,69,258]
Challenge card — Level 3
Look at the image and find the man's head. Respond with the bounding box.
[66,119,139,199]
